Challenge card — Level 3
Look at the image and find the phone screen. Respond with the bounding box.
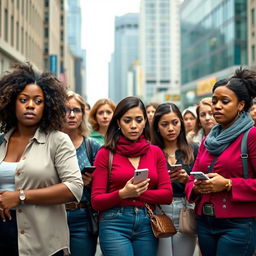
[169,164,182,172]
[81,166,96,174]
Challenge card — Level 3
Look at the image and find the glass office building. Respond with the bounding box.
[181,0,247,107]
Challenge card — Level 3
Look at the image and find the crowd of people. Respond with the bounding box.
[0,62,255,256]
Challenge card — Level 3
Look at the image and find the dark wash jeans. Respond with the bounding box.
[99,206,158,256]
[197,215,256,256]
[67,207,98,256]
[0,210,18,256]
[0,210,65,256]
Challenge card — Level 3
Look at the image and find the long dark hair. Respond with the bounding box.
[104,96,150,152]
[151,103,194,165]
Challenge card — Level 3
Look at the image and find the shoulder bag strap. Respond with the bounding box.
[207,156,218,173]
[84,137,93,166]
[241,129,250,179]
[106,151,113,192]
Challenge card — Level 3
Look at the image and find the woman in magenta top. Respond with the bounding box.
[92,96,173,256]
[185,68,256,256]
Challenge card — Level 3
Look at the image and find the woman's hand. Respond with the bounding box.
[193,173,229,194]
[0,191,20,221]
[119,178,150,199]
[82,173,93,187]
[169,169,188,183]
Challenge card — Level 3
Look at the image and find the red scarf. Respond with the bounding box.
[115,135,150,157]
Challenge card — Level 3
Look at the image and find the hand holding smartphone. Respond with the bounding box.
[81,166,96,175]
[190,171,209,180]
[133,168,149,184]
[169,164,182,173]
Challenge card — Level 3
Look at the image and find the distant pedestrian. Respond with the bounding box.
[89,98,116,145]
[0,63,83,256]
[249,98,256,126]
[62,91,101,256]
[182,107,197,142]
[146,102,159,125]
[151,102,198,256]
[186,68,256,256]
[91,96,173,256]
[189,97,217,145]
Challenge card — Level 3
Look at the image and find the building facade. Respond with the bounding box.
[0,0,44,74]
[67,0,86,96]
[140,0,181,104]
[181,0,247,107]
[109,13,139,103]
[248,0,256,69]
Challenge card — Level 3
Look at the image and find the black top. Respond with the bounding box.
[167,143,198,197]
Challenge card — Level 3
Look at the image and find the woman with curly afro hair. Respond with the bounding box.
[0,63,83,256]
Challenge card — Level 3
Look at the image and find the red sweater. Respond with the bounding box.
[91,145,173,211]
[185,127,256,218]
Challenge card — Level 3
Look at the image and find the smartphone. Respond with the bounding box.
[190,171,209,180]
[133,168,149,184]
[169,164,182,173]
[81,166,96,175]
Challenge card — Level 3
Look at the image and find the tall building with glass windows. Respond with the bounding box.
[248,0,256,70]
[140,0,181,104]
[110,13,139,103]
[0,0,44,73]
[181,0,247,107]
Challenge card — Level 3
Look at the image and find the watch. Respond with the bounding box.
[19,190,26,204]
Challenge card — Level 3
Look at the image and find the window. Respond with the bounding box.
[4,9,8,41]
[44,27,48,38]
[21,27,24,53]
[16,21,19,50]
[11,16,14,46]
[252,45,255,62]
[252,9,255,25]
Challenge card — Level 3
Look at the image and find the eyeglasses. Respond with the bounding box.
[65,107,82,115]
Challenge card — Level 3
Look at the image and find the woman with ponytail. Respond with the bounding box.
[185,67,256,256]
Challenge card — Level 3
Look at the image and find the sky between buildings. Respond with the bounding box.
[81,0,140,105]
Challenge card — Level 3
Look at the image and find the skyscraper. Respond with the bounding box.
[67,0,86,96]
[181,0,247,107]
[140,0,181,103]
[110,13,139,103]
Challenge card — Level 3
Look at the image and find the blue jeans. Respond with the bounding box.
[0,210,18,256]
[99,206,158,256]
[0,211,63,256]
[158,197,196,256]
[197,215,256,256]
[67,208,98,256]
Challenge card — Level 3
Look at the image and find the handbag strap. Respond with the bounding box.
[84,137,93,166]
[241,129,250,179]
[207,129,250,179]
[106,151,113,192]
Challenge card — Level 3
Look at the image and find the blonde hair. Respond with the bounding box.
[195,97,213,134]
[66,91,91,136]
[89,98,116,131]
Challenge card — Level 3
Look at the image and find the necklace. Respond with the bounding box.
[165,151,175,158]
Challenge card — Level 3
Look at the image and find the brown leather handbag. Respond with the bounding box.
[145,203,177,238]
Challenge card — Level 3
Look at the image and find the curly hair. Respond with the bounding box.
[88,98,116,131]
[0,62,67,133]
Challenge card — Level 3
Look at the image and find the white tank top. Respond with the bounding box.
[0,161,18,191]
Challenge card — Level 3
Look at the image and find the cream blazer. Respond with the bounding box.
[0,128,83,256]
